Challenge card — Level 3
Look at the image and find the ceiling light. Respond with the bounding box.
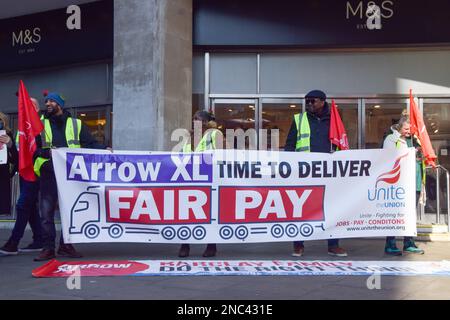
[80,113,86,117]
[373,105,381,109]
[290,105,296,108]
[434,129,439,134]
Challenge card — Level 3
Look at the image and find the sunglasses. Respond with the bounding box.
[306,98,319,105]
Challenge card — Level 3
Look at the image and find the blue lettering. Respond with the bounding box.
[368,186,407,201]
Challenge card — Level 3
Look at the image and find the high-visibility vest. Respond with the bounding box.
[294,113,311,152]
[182,129,219,152]
[15,132,19,151]
[33,117,82,177]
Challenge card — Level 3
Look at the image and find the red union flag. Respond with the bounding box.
[329,99,349,150]
[409,89,437,167]
[18,80,44,181]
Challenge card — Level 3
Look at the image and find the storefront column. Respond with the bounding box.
[113,0,192,151]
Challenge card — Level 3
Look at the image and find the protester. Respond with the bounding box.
[285,90,348,257]
[0,112,18,217]
[33,92,109,261]
[382,115,425,255]
[179,110,222,258]
[0,98,44,255]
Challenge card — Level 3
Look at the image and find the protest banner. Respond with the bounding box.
[33,259,450,277]
[52,148,417,244]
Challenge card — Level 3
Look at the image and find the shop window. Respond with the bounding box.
[75,106,111,147]
[365,101,406,149]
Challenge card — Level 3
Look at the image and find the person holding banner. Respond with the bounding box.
[33,92,109,262]
[0,112,18,217]
[0,98,44,256]
[285,90,348,257]
[178,110,222,258]
[382,115,425,255]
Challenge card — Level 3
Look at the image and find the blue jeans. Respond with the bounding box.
[39,168,64,250]
[10,177,43,244]
[294,239,339,248]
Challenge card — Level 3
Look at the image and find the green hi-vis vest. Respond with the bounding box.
[294,113,311,152]
[15,132,19,151]
[182,129,219,152]
[33,117,82,177]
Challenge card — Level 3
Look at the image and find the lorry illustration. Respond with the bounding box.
[69,186,323,242]
[69,186,124,240]
[218,222,325,241]
[69,186,207,241]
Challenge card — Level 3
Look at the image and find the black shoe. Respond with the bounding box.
[57,244,83,258]
[19,242,44,253]
[178,244,190,258]
[34,249,56,262]
[202,244,217,258]
[0,239,19,256]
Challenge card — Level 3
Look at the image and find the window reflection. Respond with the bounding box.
[76,108,109,146]
[423,102,450,215]
[365,102,406,149]
[214,103,256,149]
[261,103,301,150]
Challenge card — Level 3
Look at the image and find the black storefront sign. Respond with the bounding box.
[0,0,113,74]
[194,0,450,48]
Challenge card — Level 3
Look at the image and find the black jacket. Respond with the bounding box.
[34,110,106,171]
[0,131,18,177]
[285,102,336,153]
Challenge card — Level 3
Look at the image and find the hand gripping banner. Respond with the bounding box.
[52,148,417,244]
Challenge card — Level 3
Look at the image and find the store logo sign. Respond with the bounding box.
[12,28,41,47]
[346,1,394,30]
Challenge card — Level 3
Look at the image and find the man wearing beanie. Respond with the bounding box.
[285,89,348,258]
[33,92,109,261]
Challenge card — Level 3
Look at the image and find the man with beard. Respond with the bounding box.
[33,92,108,261]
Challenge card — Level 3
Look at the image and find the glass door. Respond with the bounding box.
[364,99,408,149]
[74,106,112,147]
[260,98,303,150]
[212,98,258,149]
[423,99,450,216]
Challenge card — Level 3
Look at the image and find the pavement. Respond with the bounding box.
[1,228,450,300]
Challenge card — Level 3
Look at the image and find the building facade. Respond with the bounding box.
[1,0,450,219]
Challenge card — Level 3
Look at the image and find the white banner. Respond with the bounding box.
[33,259,450,277]
[52,148,417,244]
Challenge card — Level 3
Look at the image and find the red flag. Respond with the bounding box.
[329,99,349,150]
[18,80,44,181]
[409,89,437,168]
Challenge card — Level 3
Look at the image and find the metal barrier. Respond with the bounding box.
[424,165,450,232]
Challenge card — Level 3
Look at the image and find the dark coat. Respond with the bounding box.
[34,110,106,174]
[0,131,18,214]
[284,102,336,153]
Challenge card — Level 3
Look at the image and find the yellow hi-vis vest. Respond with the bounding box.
[182,129,219,152]
[294,113,311,152]
[33,117,82,177]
